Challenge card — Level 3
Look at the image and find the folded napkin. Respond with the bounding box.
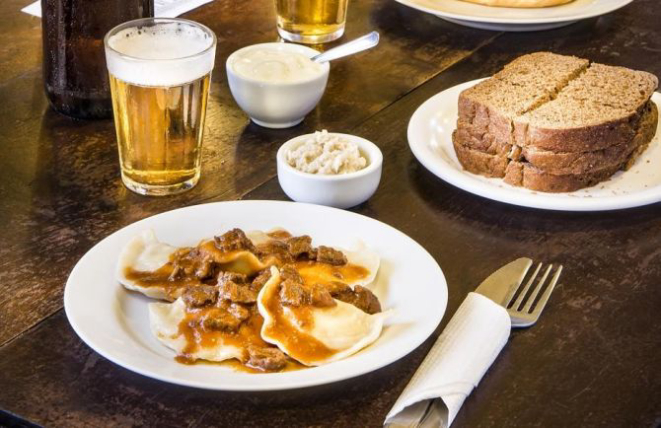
[385,292,511,427]
[21,0,213,18]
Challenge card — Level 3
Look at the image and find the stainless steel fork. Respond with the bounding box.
[503,261,563,328]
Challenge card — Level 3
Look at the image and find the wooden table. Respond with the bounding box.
[1,0,660,426]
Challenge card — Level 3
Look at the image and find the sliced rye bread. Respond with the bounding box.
[457,52,589,152]
[514,63,658,152]
[457,54,657,154]
[453,102,658,192]
[454,101,658,175]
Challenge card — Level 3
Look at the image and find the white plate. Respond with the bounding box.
[64,201,447,390]
[408,79,661,211]
[396,0,632,32]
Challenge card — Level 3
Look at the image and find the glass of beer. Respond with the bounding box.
[275,0,349,44]
[104,18,216,196]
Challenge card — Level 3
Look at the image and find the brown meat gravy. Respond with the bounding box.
[294,260,370,288]
[261,274,337,365]
[177,305,267,356]
[124,241,266,294]
[126,228,376,371]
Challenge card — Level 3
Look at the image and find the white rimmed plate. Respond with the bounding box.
[64,201,447,390]
[408,79,661,211]
[395,0,632,32]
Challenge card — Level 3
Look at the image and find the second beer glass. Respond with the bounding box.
[276,0,349,44]
[104,18,216,196]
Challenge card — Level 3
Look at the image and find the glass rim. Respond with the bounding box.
[104,17,217,63]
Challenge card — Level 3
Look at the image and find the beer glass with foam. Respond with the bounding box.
[104,18,216,196]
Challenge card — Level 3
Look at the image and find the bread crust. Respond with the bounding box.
[460,0,574,7]
[454,102,658,175]
[452,101,658,192]
[502,162,621,193]
[452,53,659,192]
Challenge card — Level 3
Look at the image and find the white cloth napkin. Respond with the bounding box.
[21,0,214,18]
[385,292,511,427]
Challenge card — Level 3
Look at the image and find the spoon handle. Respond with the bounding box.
[311,31,380,63]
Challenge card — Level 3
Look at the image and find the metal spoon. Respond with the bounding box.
[310,31,380,63]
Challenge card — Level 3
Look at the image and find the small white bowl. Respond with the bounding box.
[226,43,330,129]
[277,133,383,209]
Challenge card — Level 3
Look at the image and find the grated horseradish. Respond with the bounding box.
[286,131,368,175]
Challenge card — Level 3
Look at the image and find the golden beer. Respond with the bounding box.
[109,74,210,194]
[104,18,216,196]
[276,0,349,44]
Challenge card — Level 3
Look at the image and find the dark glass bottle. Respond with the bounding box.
[41,0,154,119]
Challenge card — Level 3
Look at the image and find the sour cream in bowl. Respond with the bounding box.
[226,43,330,129]
[277,131,383,209]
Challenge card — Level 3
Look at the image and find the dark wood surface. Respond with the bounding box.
[1,0,660,427]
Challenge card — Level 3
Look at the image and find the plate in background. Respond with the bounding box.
[408,79,661,211]
[395,0,632,31]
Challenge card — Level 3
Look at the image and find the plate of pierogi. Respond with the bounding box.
[64,200,447,390]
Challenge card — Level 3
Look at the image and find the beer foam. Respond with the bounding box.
[106,21,216,87]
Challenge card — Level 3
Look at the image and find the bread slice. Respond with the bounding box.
[515,63,658,152]
[453,53,658,192]
[454,101,658,175]
[453,102,658,192]
[457,52,589,152]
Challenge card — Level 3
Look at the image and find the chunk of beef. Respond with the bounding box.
[169,249,218,282]
[279,279,336,308]
[250,269,272,292]
[193,255,216,280]
[316,246,347,266]
[287,235,316,259]
[330,285,381,314]
[279,279,307,306]
[308,285,336,308]
[245,346,288,371]
[181,285,218,308]
[280,264,303,283]
[226,302,251,320]
[218,279,257,304]
[214,228,256,253]
[257,240,293,264]
[168,264,186,281]
[199,302,250,332]
[217,271,248,285]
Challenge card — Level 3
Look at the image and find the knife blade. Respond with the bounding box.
[474,257,532,307]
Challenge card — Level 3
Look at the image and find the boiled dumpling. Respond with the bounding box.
[149,298,245,363]
[117,229,269,301]
[247,229,380,289]
[257,266,389,366]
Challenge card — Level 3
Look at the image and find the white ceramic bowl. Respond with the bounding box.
[226,43,330,129]
[277,133,383,209]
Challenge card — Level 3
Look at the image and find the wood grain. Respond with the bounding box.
[1,0,660,426]
[0,0,496,345]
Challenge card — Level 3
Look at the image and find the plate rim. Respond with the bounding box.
[64,200,448,391]
[407,79,661,212]
[394,0,632,25]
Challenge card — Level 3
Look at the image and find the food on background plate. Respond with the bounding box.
[285,130,368,175]
[118,228,385,372]
[453,52,658,192]
[459,0,574,7]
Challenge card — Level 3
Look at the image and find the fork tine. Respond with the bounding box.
[502,259,534,308]
[522,264,553,313]
[529,265,563,316]
[510,262,542,310]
